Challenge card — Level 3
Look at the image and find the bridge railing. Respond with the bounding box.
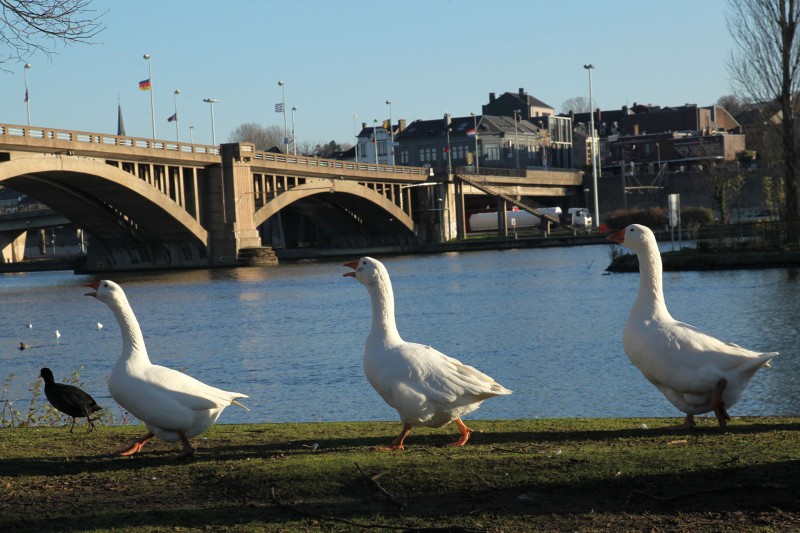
[246,145,431,177]
[0,123,221,155]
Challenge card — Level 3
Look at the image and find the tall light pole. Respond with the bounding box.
[471,112,479,175]
[513,109,521,169]
[372,119,379,163]
[444,112,452,176]
[386,99,394,165]
[173,89,181,142]
[584,63,600,229]
[353,114,359,162]
[189,125,194,144]
[23,63,31,126]
[278,80,289,154]
[203,98,219,145]
[144,53,156,139]
[291,106,297,155]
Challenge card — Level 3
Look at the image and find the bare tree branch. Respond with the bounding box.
[0,0,106,66]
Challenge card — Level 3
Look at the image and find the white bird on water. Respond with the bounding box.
[96,322,104,330]
[85,280,249,458]
[608,224,776,429]
[343,257,511,449]
[55,330,61,339]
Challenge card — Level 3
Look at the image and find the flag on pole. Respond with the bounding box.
[24,88,28,103]
[466,128,476,137]
[382,119,390,129]
[139,79,151,91]
[275,103,284,113]
[167,113,177,122]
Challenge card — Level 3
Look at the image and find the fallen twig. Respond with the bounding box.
[355,461,406,509]
[627,483,790,507]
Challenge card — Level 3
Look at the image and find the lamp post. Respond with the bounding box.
[23,63,31,126]
[471,112,479,175]
[513,109,521,169]
[584,63,599,229]
[386,99,394,165]
[173,89,181,142]
[372,119,379,163]
[444,112,452,176]
[144,53,156,139]
[189,125,194,144]
[278,80,289,154]
[291,106,297,155]
[353,114,359,162]
[203,98,219,145]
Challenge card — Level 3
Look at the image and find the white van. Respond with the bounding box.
[567,208,592,228]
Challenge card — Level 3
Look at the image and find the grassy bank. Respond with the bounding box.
[2,417,799,531]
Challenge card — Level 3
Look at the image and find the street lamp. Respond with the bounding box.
[203,98,219,145]
[173,89,181,142]
[144,53,156,139]
[353,114,359,162]
[291,106,297,155]
[189,125,194,144]
[584,63,600,229]
[513,109,521,169]
[386,99,394,165]
[444,112,452,176]
[471,112,479,175]
[23,63,31,126]
[278,80,289,154]
[372,119,379,163]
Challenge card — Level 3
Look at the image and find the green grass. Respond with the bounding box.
[2,417,799,531]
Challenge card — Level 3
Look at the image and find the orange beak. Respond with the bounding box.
[342,260,358,277]
[84,281,99,297]
[607,229,625,244]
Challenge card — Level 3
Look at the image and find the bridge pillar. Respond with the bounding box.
[206,143,268,266]
[0,230,26,263]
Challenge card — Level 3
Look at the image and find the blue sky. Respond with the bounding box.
[1,0,734,148]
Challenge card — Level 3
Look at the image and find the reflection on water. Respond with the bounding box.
[1,245,798,425]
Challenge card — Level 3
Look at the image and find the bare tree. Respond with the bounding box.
[0,0,105,66]
[228,122,283,151]
[726,0,800,235]
[560,96,591,114]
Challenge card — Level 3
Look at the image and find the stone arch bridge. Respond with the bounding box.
[0,124,583,272]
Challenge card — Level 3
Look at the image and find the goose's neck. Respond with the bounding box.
[635,240,670,318]
[366,279,402,345]
[110,300,151,365]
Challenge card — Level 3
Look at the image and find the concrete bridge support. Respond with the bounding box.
[206,143,274,267]
[0,230,26,263]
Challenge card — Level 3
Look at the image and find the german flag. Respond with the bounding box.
[139,79,151,91]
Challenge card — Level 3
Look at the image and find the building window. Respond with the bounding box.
[378,141,387,156]
[452,144,468,160]
[419,145,437,162]
[485,144,500,160]
[399,149,409,164]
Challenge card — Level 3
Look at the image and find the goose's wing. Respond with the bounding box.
[141,364,248,410]
[630,318,775,393]
[393,342,510,404]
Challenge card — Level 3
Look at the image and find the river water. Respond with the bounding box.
[1,244,798,426]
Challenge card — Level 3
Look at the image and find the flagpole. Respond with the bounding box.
[23,63,31,126]
[386,99,393,165]
[173,89,181,142]
[278,80,288,154]
[291,106,297,155]
[144,53,156,139]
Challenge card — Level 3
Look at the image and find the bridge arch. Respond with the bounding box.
[0,154,208,246]
[252,179,415,232]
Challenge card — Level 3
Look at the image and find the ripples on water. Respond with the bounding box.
[1,244,798,425]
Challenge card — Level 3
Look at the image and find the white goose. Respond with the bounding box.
[343,257,511,449]
[86,280,249,458]
[609,224,776,428]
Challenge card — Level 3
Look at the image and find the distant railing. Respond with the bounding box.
[250,148,430,177]
[0,123,220,156]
